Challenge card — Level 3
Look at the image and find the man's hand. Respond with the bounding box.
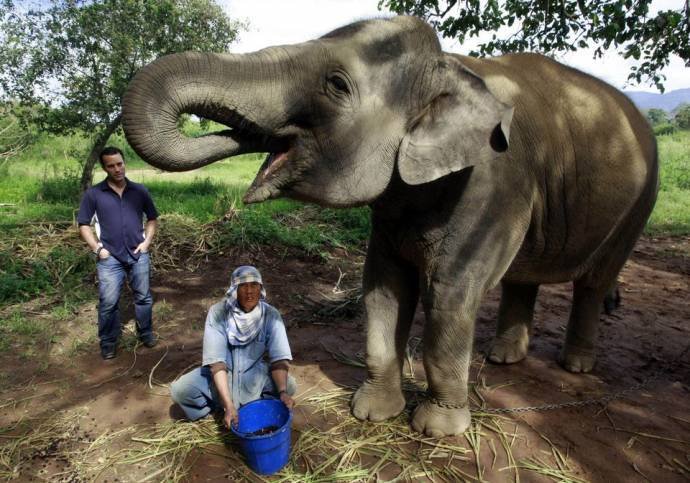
[280,391,295,410]
[210,363,237,429]
[133,240,150,254]
[135,220,156,254]
[98,247,111,260]
[224,405,239,429]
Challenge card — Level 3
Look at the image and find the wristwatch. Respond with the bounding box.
[94,243,104,257]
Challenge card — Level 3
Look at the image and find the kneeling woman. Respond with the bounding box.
[171,265,296,428]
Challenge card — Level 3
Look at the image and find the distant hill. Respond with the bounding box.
[624,88,690,112]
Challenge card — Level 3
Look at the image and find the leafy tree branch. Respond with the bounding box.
[0,0,245,190]
[380,0,689,91]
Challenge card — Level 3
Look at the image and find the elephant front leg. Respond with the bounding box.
[351,245,418,422]
[489,281,539,364]
[412,304,475,437]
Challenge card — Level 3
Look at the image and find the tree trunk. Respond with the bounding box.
[80,113,122,192]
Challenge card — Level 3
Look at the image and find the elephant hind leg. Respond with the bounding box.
[561,208,651,372]
[489,281,539,364]
[603,282,621,315]
[560,279,612,373]
[561,244,635,373]
[563,157,657,372]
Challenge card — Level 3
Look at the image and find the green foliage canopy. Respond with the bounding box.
[380,0,689,91]
[0,0,244,188]
[646,107,668,126]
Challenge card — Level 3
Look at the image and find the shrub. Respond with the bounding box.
[645,108,668,126]
[0,250,53,304]
[654,123,677,136]
[674,104,690,129]
[0,243,92,305]
[36,167,82,204]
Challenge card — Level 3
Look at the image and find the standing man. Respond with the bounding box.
[78,146,159,360]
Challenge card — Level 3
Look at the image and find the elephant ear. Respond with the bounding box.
[397,58,513,185]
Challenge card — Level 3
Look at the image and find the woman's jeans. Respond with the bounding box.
[96,252,153,351]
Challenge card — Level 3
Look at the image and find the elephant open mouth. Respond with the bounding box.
[262,151,289,180]
[243,145,300,204]
[186,106,301,204]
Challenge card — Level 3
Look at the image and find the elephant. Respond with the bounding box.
[122,16,659,437]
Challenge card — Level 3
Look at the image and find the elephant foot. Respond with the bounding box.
[559,346,596,373]
[488,335,528,364]
[351,381,405,422]
[411,400,471,437]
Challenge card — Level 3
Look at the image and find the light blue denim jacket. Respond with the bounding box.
[202,300,292,406]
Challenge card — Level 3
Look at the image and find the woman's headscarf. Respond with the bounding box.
[224,265,267,345]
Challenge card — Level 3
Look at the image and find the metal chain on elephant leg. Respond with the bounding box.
[476,343,690,415]
[425,393,469,410]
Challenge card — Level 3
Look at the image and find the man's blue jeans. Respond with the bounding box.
[96,252,153,350]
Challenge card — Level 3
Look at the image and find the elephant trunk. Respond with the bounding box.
[122,49,293,171]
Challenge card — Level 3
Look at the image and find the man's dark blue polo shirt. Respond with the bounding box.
[77,178,158,264]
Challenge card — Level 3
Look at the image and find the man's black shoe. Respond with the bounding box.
[141,336,157,348]
[101,347,116,360]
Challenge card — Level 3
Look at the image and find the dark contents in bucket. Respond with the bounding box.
[248,425,279,436]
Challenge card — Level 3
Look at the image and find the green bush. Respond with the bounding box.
[36,167,82,204]
[0,245,92,305]
[654,123,676,136]
[645,108,668,126]
[0,250,52,304]
[674,104,690,129]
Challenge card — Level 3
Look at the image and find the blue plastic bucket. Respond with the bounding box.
[231,398,292,475]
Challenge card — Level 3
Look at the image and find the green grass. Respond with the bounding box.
[0,221,94,306]
[647,187,690,235]
[647,130,690,235]
[0,311,43,337]
[154,299,174,320]
[67,336,96,357]
[657,130,690,191]
[0,311,53,355]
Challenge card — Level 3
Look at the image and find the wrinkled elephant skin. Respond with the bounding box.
[122,16,659,437]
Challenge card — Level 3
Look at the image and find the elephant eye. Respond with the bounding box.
[327,74,350,95]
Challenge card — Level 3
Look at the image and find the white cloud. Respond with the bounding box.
[221,0,386,52]
[220,0,688,92]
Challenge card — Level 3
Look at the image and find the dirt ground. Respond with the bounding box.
[1,235,688,482]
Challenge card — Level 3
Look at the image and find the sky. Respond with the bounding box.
[220,0,688,93]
